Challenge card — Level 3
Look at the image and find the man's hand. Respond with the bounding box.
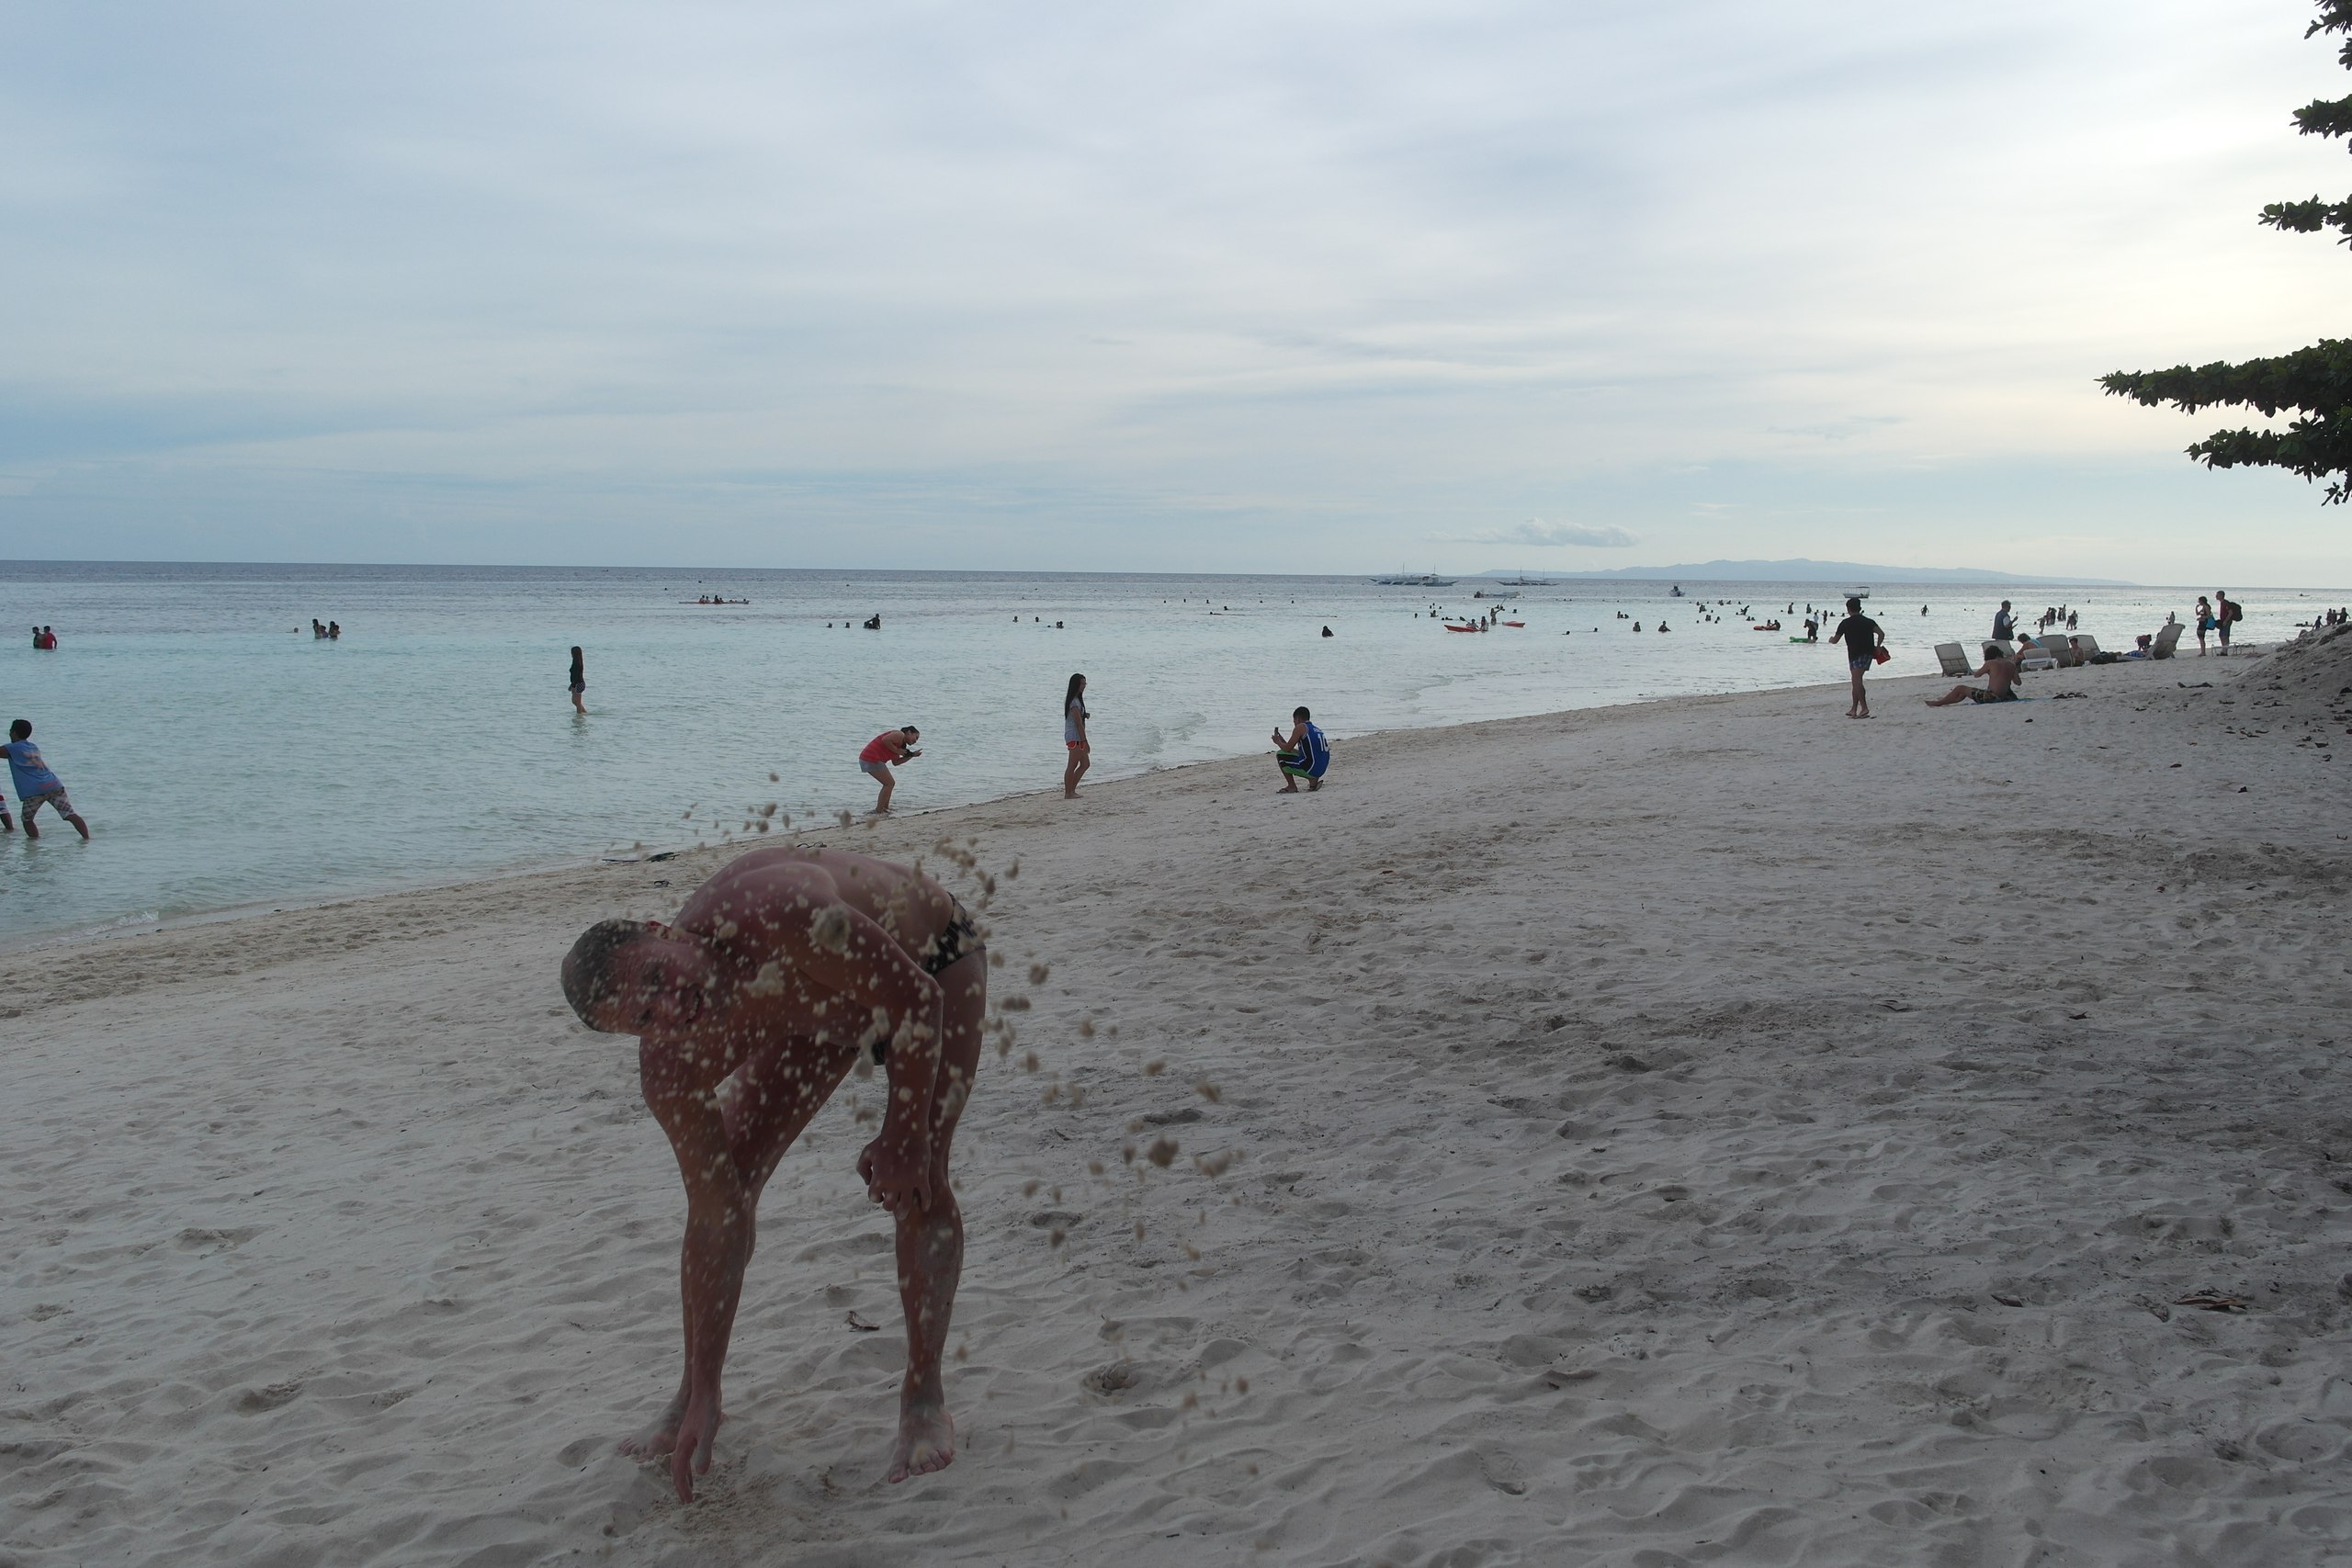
[857,1134,935,1213]
[672,1387,722,1502]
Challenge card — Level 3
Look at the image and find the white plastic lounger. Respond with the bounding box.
[2152,622,2184,660]
[2071,634,2101,662]
[1936,641,1972,676]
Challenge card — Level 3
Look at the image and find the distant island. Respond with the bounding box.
[1473,557,2135,587]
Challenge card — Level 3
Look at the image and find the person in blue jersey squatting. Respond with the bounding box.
[5,719,89,839]
[561,845,985,1502]
[1272,705,1331,793]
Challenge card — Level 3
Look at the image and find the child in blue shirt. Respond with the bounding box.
[6,718,89,840]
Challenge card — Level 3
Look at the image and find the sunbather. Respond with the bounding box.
[1925,648,2022,706]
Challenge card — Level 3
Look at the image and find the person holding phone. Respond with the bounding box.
[1272,705,1331,793]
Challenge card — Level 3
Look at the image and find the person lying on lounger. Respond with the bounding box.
[1925,648,2022,706]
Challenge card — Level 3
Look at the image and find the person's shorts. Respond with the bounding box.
[21,787,74,820]
[859,759,891,778]
[1279,752,1313,777]
[1066,739,1087,749]
[1849,657,1872,671]
[569,680,585,694]
[1965,688,2018,704]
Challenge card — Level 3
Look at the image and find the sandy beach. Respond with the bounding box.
[6,630,2352,1568]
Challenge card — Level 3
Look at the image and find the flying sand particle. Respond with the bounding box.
[1143,1060,1165,1077]
[1146,1136,1180,1168]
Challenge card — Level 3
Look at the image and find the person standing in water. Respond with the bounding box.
[1830,596,1884,719]
[6,719,89,839]
[569,646,588,714]
[1062,673,1090,798]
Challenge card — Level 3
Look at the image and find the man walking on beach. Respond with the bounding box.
[859,726,921,814]
[1830,598,1884,719]
[560,845,984,1502]
[6,720,89,839]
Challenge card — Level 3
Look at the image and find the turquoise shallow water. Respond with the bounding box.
[0,563,2331,942]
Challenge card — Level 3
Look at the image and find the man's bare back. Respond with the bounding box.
[1924,650,2022,707]
[561,845,987,1499]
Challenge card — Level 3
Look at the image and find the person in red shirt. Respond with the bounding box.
[859,725,921,814]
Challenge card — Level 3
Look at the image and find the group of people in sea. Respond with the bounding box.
[28,625,59,649]
[311,619,341,639]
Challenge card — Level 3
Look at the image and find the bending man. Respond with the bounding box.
[561,845,986,1500]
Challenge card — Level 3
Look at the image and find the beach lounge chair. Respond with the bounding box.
[2014,637,2060,672]
[1936,642,1972,676]
[2152,622,2184,660]
[2070,634,2101,663]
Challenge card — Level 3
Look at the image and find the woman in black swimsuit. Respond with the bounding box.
[569,646,587,715]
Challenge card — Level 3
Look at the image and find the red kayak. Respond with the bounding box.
[1500,620,1525,627]
[1443,623,1482,632]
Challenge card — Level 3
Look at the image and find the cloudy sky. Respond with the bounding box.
[4,0,2348,581]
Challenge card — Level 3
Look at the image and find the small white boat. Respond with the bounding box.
[1374,571,1457,587]
[1847,585,1871,601]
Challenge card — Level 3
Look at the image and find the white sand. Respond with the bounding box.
[7,640,2352,1567]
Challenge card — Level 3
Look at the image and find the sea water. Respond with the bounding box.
[0,562,2330,943]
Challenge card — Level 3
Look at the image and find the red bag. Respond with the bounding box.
[1871,646,1892,665]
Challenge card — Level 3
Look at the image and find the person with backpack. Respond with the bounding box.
[2214,591,2243,654]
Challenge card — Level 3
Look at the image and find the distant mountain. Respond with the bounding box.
[1473,558,2134,586]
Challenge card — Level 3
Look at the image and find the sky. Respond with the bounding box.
[4,0,2350,583]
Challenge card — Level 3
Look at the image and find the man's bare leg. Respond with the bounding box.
[619,1034,859,1465]
[1924,684,1973,706]
[888,948,986,1482]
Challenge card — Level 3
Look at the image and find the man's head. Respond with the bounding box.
[562,919,722,1034]
[901,726,919,741]
[2000,600,2012,611]
[1844,597,1861,615]
[1293,706,1311,722]
[8,719,28,742]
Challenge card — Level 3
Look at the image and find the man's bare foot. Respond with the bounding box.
[1277,784,1298,793]
[618,1388,697,1460]
[888,1403,955,1483]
